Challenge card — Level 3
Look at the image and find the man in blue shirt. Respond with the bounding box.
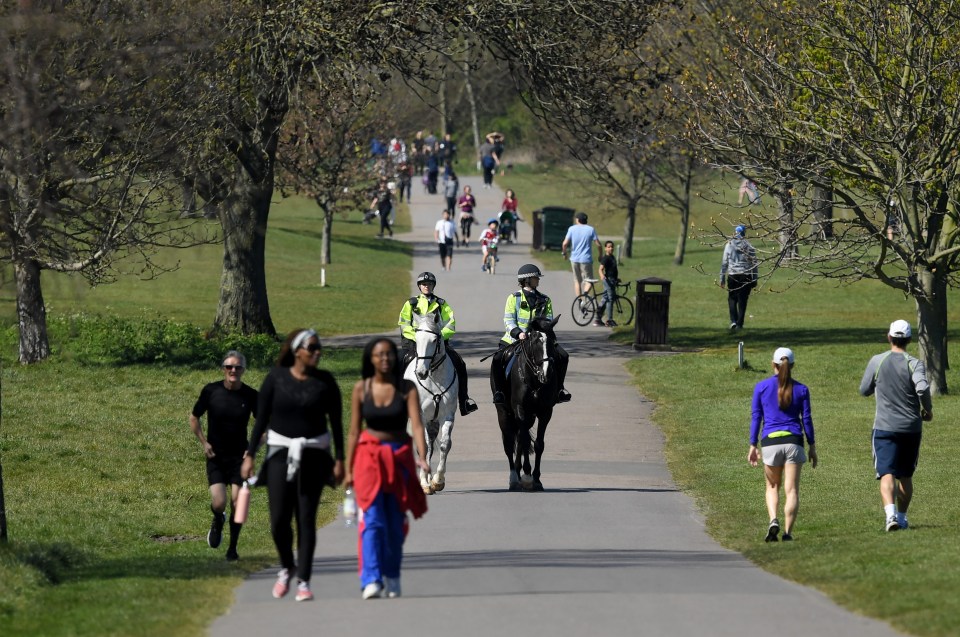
[561,212,602,299]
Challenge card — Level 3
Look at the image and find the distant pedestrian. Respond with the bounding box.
[501,189,522,242]
[397,162,412,203]
[739,177,761,205]
[443,171,459,215]
[434,209,458,271]
[597,241,619,327]
[561,211,602,298]
[189,350,259,561]
[370,180,393,238]
[478,133,500,188]
[859,319,933,532]
[457,185,477,247]
[720,225,758,331]
[748,347,817,542]
[241,330,345,602]
[345,338,429,599]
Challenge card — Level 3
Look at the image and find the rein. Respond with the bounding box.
[413,324,456,421]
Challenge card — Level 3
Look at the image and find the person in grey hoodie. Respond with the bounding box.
[859,319,933,532]
[720,225,758,330]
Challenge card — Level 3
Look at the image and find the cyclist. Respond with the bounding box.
[398,272,478,416]
[479,218,499,272]
[598,240,619,327]
[490,264,572,405]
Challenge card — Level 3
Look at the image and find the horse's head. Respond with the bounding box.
[413,310,445,379]
[525,315,560,385]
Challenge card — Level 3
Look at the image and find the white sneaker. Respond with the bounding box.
[384,576,401,598]
[885,515,901,532]
[362,582,384,599]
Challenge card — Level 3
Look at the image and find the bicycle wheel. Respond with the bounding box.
[571,294,597,326]
[613,295,634,326]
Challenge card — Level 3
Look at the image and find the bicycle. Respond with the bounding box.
[482,238,498,274]
[571,278,634,327]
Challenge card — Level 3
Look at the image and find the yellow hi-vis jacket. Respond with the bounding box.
[502,288,553,344]
[398,294,456,342]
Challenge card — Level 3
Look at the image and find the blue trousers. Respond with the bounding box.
[358,443,407,588]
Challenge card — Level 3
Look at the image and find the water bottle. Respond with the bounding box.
[234,480,251,524]
[342,488,357,527]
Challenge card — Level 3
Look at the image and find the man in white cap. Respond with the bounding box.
[859,319,933,532]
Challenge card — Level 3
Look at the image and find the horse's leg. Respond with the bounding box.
[531,410,553,492]
[519,424,535,490]
[497,406,521,491]
[421,419,440,494]
[431,417,454,492]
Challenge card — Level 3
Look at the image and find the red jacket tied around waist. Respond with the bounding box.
[354,430,427,519]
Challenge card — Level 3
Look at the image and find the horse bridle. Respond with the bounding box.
[413,325,457,421]
[516,331,554,385]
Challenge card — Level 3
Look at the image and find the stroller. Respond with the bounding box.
[498,210,515,243]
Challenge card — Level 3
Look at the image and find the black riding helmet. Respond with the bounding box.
[417,271,437,285]
[517,264,544,280]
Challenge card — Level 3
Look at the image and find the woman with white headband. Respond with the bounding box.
[242,328,345,602]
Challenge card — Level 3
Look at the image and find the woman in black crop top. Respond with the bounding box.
[241,329,345,603]
[345,337,428,599]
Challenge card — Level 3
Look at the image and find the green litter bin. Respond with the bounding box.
[533,206,575,251]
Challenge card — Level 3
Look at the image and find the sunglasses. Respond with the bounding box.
[303,343,321,353]
[223,365,244,371]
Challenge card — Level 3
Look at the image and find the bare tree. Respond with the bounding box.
[0,1,218,363]
[276,77,384,266]
[680,0,960,393]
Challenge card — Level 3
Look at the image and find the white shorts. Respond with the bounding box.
[761,443,807,467]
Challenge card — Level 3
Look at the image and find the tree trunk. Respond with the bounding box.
[622,199,637,258]
[810,181,833,239]
[439,65,448,137]
[673,157,693,265]
[212,165,276,337]
[463,55,480,166]
[321,208,333,266]
[915,266,949,395]
[14,257,50,363]
[776,188,799,259]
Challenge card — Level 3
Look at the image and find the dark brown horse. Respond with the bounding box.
[494,316,561,491]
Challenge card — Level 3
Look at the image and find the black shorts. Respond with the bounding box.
[872,429,922,479]
[439,240,454,259]
[207,454,244,486]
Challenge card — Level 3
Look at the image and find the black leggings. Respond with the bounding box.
[265,449,333,582]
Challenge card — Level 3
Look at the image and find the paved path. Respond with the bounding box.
[211,175,903,636]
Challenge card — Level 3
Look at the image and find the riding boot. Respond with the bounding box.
[490,347,507,404]
[555,343,572,403]
[400,338,416,372]
[447,345,477,415]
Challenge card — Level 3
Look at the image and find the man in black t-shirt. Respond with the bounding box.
[598,241,620,327]
[190,350,258,560]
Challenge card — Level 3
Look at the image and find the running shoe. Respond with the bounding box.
[384,577,402,598]
[225,548,239,562]
[592,319,604,327]
[295,581,314,602]
[781,533,793,541]
[765,518,780,542]
[605,320,618,327]
[207,511,226,549]
[272,568,291,599]
[885,515,900,532]
[897,513,909,530]
[362,582,384,599]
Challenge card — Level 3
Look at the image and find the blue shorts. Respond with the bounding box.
[872,429,922,479]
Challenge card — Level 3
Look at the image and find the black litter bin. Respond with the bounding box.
[533,206,575,250]
[634,277,671,350]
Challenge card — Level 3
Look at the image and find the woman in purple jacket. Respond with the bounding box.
[748,347,818,542]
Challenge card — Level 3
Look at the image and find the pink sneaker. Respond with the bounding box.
[295,581,314,602]
[272,568,290,599]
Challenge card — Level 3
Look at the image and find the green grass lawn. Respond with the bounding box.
[2,166,958,636]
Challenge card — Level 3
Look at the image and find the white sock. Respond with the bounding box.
[884,504,896,518]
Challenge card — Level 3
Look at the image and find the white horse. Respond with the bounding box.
[404,311,458,494]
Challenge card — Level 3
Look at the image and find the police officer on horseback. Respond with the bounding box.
[490,264,572,405]
[399,271,479,416]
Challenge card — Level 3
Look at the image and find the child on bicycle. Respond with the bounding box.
[480,219,499,272]
[598,240,619,327]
